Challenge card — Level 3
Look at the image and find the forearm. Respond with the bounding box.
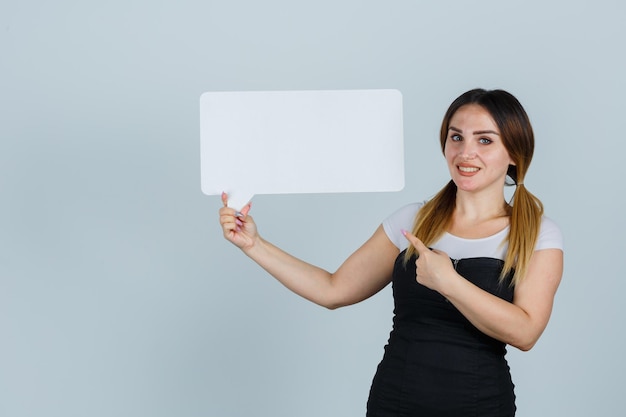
[243,236,336,308]
[442,276,544,351]
[440,249,562,351]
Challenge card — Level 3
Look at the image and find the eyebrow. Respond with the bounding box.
[449,126,500,136]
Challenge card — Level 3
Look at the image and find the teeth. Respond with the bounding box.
[459,166,479,173]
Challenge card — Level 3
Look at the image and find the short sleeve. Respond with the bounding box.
[382,202,424,250]
[536,216,564,251]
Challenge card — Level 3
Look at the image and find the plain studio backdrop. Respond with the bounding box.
[1,1,623,416]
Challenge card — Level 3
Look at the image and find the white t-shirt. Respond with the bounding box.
[382,202,563,261]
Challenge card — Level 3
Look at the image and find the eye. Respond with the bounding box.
[479,137,492,144]
[450,134,462,142]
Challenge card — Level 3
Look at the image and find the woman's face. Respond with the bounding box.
[444,104,514,193]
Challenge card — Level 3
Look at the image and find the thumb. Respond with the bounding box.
[237,201,252,218]
[241,201,252,216]
[402,229,429,255]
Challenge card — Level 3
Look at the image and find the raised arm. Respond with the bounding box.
[219,193,399,309]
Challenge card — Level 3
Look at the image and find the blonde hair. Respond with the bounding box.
[405,89,543,286]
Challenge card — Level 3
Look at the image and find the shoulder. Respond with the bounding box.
[536,215,564,251]
[382,201,426,250]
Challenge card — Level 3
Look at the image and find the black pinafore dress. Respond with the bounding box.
[366,250,516,417]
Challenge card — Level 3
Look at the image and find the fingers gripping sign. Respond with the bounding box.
[219,192,256,250]
[401,229,456,293]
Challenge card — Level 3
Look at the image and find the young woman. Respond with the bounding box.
[218,88,563,416]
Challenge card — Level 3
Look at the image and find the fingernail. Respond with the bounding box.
[401,229,407,236]
[236,219,243,226]
[235,211,243,217]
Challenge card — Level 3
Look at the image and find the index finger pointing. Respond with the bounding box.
[401,229,429,255]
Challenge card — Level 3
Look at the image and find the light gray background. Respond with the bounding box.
[1,1,623,416]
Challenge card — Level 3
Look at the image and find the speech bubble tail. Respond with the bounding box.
[225,190,254,212]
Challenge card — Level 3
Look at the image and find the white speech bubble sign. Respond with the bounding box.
[200,89,404,210]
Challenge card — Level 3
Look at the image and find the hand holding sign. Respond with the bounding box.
[200,89,404,211]
[219,192,256,251]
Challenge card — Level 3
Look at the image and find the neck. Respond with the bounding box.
[454,189,509,222]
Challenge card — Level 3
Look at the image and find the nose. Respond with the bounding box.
[459,142,477,160]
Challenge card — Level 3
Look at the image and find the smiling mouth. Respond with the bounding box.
[458,166,479,173]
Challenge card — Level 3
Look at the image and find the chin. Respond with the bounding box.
[457,186,480,193]
[452,178,479,191]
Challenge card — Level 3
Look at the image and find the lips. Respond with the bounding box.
[458,166,479,173]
